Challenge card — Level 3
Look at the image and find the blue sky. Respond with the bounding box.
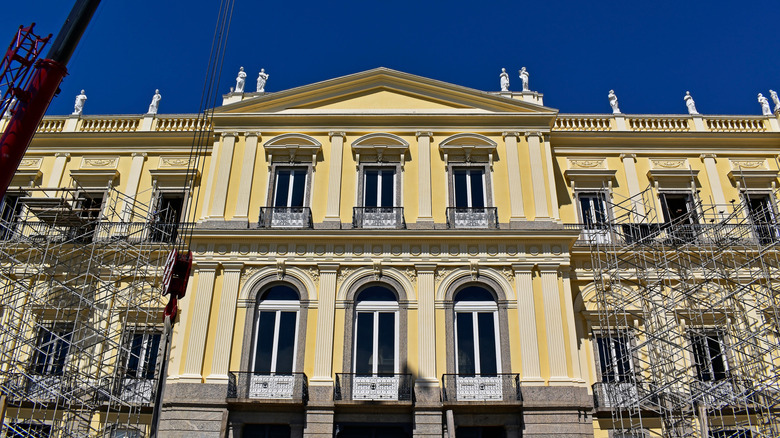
[3,1,780,116]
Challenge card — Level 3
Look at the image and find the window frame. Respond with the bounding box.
[453,299,501,375]
[357,164,402,208]
[352,298,400,375]
[576,190,611,228]
[32,325,73,376]
[688,329,731,382]
[266,164,313,209]
[123,330,163,380]
[251,292,301,375]
[448,164,491,209]
[658,190,698,224]
[593,329,637,384]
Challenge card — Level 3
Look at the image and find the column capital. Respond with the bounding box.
[222,262,245,271]
[244,131,260,139]
[55,152,71,158]
[193,261,220,271]
[415,264,437,273]
[619,153,636,161]
[699,153,717,160]
[415,131,432,139]
[511,263,536,273]
[524,131,543,139]
[220,132,238,139]
[328,131,345,139]
[317,263,340,273]
[502,131,520,139]
[131,152,147,158]
[537,263,561,273]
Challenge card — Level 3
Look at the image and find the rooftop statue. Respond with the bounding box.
[147,89,162,115]
[257,68,269,93]
[608,90,620,114]
[518,67,529,91]
[770,90,780,114]
[499,68,510,92]
[73,90,87,116]
[235,66,247,93]
[758,93,771,116]
[684,91,698,115]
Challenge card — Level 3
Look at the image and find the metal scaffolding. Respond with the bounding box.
[0,185,181,437]
[582,183,780,437]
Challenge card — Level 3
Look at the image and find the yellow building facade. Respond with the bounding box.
[2,68,779,438]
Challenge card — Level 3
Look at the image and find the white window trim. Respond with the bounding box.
[362,167,397,208]
[252,300,300,374]
[453,300,501,375]
[453,168,488,208]
[273,168,308,208]
[353,300,400,374]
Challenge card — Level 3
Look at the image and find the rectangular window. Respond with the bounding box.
[354,311,397,375]
[126,332,162,379]
[0,194,23,240]
[691,332,728,382]
[579,192,608,227]
[744,193,778,244]
[363,168,395,207]
[455,311,499,375]
[273,169,307,207]
[596,333,634,383]
[660,192,697,224]
[33,327,72,376]
[253,310,298,374]
[453,169,485,208]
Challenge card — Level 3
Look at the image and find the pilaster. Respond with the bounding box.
[526,132,549,219]
[513,263,543,384]
[560,267,584,384]
[234,132,260,219]
[120,152,147,221]
[415,264,437,390]
[47,153,71,188]
[416,132,434,224]
[208,132,237,218]
[324,132,345,225]
[620,153,645,218]
[310,263,339,393]
[700,153,727,207]
[538,264,568,383]
[503,132,526,223]
[180,261,219,382]
[543,134,560,221]
[200,134,221,219]
[206,262,244,382]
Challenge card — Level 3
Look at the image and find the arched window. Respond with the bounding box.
[453,286,500,376]
[252,285,300,375]
[353,286,399,375]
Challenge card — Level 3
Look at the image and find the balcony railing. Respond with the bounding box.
[442,374,520,403]
[335,373,412,402]
[258,207,313,229]
[2,374,68,403]
[690,378,753,409]
[446,207,499,229]
[0,221,190,244]
[227,372,307,402]
[352,207,405,229]
[592,381,642,408]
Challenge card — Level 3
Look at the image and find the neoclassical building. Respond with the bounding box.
[1,68,779,438]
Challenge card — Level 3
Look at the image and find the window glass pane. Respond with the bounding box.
[454,286,494,302]
[261,285,299,301]
[596,337,613,382]
[254,312,276,373]
[274,171,291,207]
[377,312,395,374]
[126,335,143,377]
[354,312,374,374]
[290,170,306,207]
[708,336,727,380]
[456,312,475,375]
[477,312,498,374]
[364,171,378,207]
[469,170,485,208]
[275,312,296,374]
[356,286,396,302]
[52,332,71,376]
[454,171,468,207]
[143,334,162,379]
[615,336,632,381]
[691,334,711,381]
[380,170,394,207]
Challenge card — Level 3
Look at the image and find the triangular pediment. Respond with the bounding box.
[216,68,558,114]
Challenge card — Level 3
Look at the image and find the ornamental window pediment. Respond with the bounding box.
[439,133,497,165]
[351,133,409,164]
[263,133,322,164]
[727,158,778,187]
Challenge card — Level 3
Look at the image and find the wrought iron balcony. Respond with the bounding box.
[441,374,520,403]
[446,207,498,229]
[258,207,313,229]
[2,373,69,403]
[334,373,412,402]
[227,372,307,402]
[690,377,752,409]
[352,207,405,229]
[592,381,663,410]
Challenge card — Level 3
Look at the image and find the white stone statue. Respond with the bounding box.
[147,89,162,114]
[770,90,780,114]
[257,68,269,92]
[684,91,698,115]
[73,89,87,116]
[758,93,771,116]
[499,68,510,92]
[608,90,620,114]
[235,66,247,93]
[518,67,529,91]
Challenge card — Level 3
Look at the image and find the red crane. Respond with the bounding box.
[0,0,101,200]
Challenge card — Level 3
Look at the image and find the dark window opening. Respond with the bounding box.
[596,334,634,383]
[151,192,184,243]
[691,332,728,382]
[33,327,72,376]
[453,169,485,208]
[274,169,307,207]
[0,194,24,240]
[126,332,162,379]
